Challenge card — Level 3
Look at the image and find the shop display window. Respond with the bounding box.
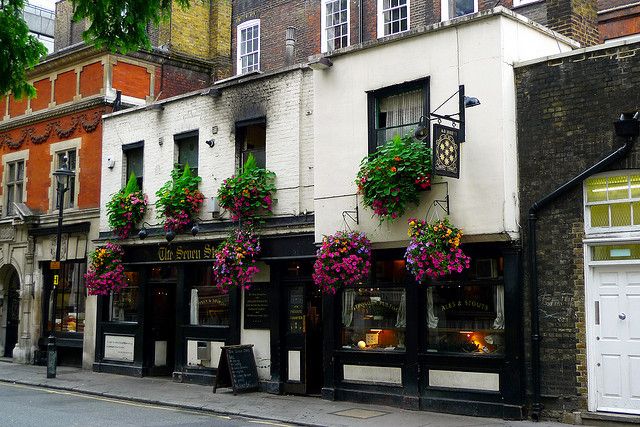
[342,288,406,351]
[187,265,230,326]
[109,286,139,322]
[426,258,505,355]
[49,261,86,333]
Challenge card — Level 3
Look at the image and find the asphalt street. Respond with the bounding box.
[0,382,296,427]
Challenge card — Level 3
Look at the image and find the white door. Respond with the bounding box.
[591,266,640,414]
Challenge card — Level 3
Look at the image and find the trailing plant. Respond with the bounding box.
[312,231,372,295]
[106,172,148,239]
[211,228,261,293]
[155,164,204,233]
[84,242,128,296]
[405,218,471,282]
[217,154,276,222]
[356,134,432,222]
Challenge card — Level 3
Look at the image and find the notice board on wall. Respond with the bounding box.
[244,285,270,330]
[213,344,259,394]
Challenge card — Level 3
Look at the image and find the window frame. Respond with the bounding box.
[584,171,640,235]
[174,130,199,176]
[123,141,144,191]
[47,259,87,334]
[50,138,81,212]
[321,0,350,53]
[235,117,267,172]
[236,19,261,75]
[377,0,410,38]
[367,77,430,153]
[440,0,478,21]
[3,151,27,218]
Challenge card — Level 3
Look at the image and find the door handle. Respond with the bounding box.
[619,313,626,320]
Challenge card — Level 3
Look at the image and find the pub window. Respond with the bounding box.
[441,0,477,21]
[426,257,505,355]
[109,271,139,322]
[187,265,230,326]
[48,261,87,333]
[377,0,409,38]
[236,118,266,170]
[4,159,25,217]
[368,79,428,152]
[54,148,77,209]
[123,142,144,190]
[584,172,640,232]
[175,131,199,176]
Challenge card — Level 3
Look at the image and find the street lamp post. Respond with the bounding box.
[47,156,75,379]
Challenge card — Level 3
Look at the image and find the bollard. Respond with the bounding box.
[47,334,57,379]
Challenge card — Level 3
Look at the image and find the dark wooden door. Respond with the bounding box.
[4,282,19,358]
[283,282,323,394]
[145,282,176,376]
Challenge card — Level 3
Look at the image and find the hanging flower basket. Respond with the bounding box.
[106,173,148,239]
[211,228,261,293]
[312,231,372,295]
[217,154,276,222]
[155,164,205,233]
[84,242,128,296]
[356,134,432,222]
[405,218,471,282]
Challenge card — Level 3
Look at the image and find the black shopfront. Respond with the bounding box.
[321,242,525,419]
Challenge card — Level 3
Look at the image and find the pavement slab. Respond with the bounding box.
[0,361,566,427]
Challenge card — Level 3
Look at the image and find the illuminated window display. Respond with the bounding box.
[187,265,230,326]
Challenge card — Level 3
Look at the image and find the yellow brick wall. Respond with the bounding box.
[169,0,211,58]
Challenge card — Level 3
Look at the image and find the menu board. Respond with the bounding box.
[244,286,270,330]
[213,345,259,394]
[288,287,304,334]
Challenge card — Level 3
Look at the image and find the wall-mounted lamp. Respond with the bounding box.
[106,157,116,170]
[191,223,200,236]
[138,222,158,240]
[308,57,333,71]
[205,139,215,148]
[165,229,176,242]
[413,84,480,143]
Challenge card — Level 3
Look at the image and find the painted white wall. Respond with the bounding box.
[100,69,315,233]
[312,10,575,245]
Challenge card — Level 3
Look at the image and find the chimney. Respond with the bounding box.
[285,27,296,65]
[546,0,599,46]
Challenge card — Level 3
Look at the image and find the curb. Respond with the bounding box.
[0,377,323,427]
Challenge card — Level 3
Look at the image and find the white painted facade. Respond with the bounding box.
[312,8,576,245]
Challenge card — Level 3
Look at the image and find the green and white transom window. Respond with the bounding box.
[584,172,640,231]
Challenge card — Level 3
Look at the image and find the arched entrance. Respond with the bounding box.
[2,266,20,358]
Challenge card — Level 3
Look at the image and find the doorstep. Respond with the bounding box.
[581,411,640,427]
[0,357,13,364]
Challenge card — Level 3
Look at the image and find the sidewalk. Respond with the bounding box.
[0,361,564,427]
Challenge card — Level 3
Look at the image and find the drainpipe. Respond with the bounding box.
[358,0,363,43]
[527,112,639,421]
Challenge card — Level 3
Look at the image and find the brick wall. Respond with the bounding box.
[516,41,640,418]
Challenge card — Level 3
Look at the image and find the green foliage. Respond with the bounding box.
[106,173,148,239]
[217,154,276,222]
[155,164,204,232]
[70,0,190,53]
[0,0,48,98]
[356,134,432,222]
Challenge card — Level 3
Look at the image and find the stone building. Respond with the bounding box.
[0,0,231,368]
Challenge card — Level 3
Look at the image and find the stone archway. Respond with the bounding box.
[0,265,20,358]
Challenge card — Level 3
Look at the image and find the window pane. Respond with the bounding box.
[611,202,631,227]
[15,184,22,204]
[586,176,607,202]
[16,161,24,181]
[631,175,640,198]
[592,244,640,261]
[8,163,15,182]
[608,175,629,200]
[426,284,504,355]
[55,262,86,333]
[590,204,609,227]
[6,185,14,215]
[177,135,199,171]
[125,147,144,184]
[634,201,640,225]
[187,265,230,326]
[110,286,139,322]
[342,288,406,351]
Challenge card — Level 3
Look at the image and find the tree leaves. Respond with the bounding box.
[70,0,191,53]
[0,0,48,98]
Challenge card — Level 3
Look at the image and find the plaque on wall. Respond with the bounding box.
[104,335,135,362]
[244,285,270,330]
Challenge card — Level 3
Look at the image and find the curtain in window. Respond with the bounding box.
[379,89,422,128]
[190,289,199,325]
[492,285,505,329]
[395,292,406,328]
[426,287,439,328]
[342,289,355,327]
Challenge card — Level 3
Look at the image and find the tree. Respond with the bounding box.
[71,0,191,53]
[0,0,48,99]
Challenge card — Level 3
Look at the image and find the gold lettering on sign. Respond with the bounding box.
[176,247,201,260]
[158,247,174,261]
[157,244,218,262]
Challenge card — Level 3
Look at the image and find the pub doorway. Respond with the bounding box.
[2,266,20,358]
[145,268,177,376]
[281,261,323,395]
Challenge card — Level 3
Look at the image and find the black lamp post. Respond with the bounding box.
[47,156,75,378]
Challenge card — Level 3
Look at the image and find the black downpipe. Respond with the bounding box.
[527,113,639,421]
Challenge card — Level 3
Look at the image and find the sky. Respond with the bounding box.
[28,0,57,11]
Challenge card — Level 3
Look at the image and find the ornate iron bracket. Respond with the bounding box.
[426,181,450,220]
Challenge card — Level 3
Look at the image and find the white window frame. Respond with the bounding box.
[236,19,261,75]
[50,138,81,212]
[321,0,350,53]
[2,150,28,218]
[440,0,478,21]
[512,0,539,6]
[377,0,410,38]
[583,171,640,236]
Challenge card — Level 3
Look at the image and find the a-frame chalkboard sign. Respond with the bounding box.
[213,344,259,394]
